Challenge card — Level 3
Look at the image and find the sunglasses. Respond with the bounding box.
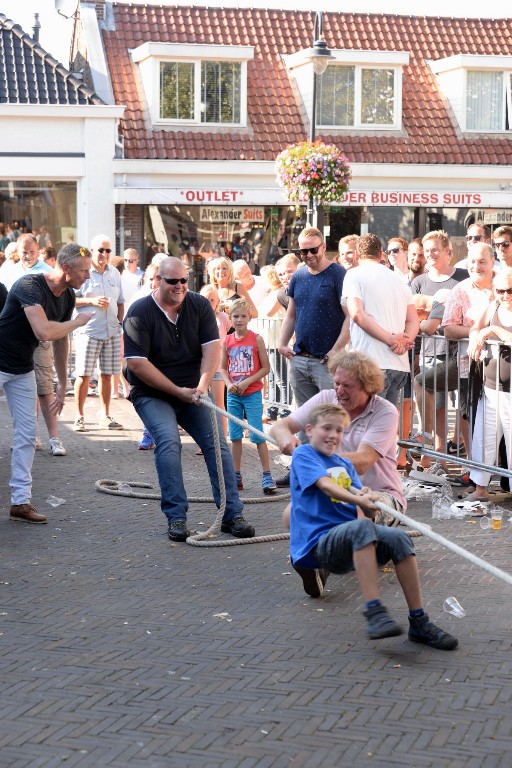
[124,259,137,263]
[297,246,321,256]
[466,235,483,242]
[97,248,112,254]
[387,247,401,255]
[496,288,512,295]
[159,276,188,285]
[494,241,511,249]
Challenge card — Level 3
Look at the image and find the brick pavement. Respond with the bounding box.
[2,394,512,767]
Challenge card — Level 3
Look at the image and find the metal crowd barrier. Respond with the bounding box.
[251,317,294,410]
[400,334,512,482]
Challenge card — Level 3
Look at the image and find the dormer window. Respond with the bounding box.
[283,49,409,132]
[131,43,253,127]
[317,65,397,128]
[466,71,511,131]
[431,54,512,133]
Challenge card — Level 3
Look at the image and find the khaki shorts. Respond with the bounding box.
[33,342,55,396]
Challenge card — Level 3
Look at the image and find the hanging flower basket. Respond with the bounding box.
[275,141,351,209]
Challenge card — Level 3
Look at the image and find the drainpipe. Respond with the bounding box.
[118,173,126,256]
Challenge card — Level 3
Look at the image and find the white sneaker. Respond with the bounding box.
[409,461,449,486]
[49,437,67,456]
[73,416,86,432]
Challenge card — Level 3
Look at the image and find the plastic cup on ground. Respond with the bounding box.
[480,515,491,530]
[491,508,504,530]
[443,596,466,618]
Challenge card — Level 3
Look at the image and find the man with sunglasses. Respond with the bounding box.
[492,226,512,268]
[73,234,125,432]
[278,228,346,436]
[455,224,492,270]
[386,237,409,282]
[123,256,255,542]
[121,248,144,306]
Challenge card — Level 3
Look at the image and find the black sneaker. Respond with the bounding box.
[276,471,290,488]
[266,406,279,421]
[408,613,458,650]
[292,563,329,598]
[364,604,403,639]
[168,520,190,542]
[447,439,466,456]
[220,516,255,538]
[278,407,292,418]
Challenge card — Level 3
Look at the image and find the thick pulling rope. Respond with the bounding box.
[96,397,512,585]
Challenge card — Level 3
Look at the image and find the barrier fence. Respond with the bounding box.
[66,320,512,484]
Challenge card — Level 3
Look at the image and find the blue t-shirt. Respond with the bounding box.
[290,444,362,568]
[288,262,345,357]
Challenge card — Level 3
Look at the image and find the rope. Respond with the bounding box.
[96,396,512,584]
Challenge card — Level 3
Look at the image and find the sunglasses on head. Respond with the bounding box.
[467,234,483,242]
[297,246,321,257]
[97,248,112,254]
[494,241,511,249]
[387,247,401,255]
[496,287,512,295]
[159,276,188,285]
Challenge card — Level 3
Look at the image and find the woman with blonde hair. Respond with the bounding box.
[207,256,257,318]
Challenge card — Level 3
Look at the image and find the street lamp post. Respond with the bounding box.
[304,12,332,226]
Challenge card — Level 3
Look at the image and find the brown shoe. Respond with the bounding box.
[10,503,47,524]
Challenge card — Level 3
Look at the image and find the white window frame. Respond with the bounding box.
[131,43,253,128]
[316,64,401,130]
[463,69,512,133]
[283,49,408,133]
[431,54,512,133]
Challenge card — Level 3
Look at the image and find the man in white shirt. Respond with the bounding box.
[342,233,419,408]
[121,248,144,306]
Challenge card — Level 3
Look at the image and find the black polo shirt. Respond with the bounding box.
[123,291,219,404]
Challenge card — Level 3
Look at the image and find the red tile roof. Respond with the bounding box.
[104,5,512,164]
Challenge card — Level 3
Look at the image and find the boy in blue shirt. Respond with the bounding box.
[290,403,458,650]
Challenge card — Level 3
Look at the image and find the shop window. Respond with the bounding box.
[466,70,512,131]
[317,65,396,128]
[0,181,76,250]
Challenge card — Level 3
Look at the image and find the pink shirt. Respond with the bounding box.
[292,391,405,509]
[441,278,494,377]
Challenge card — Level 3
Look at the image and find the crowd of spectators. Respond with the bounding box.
[3,217,511,648]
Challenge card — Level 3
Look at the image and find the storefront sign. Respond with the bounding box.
[474,209,512,225]
[339,191,483,207]
[200,206,265,222]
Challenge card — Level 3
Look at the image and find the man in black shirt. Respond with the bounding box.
[0,243,93,524]
[124,256,255,542]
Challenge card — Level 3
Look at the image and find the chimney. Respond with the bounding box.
[32,13,41,43]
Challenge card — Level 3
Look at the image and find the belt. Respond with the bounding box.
[296,351,324,359]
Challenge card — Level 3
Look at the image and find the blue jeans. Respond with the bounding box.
[313,518,415,574]
[0,370,37,504]
[290,355,333,441]
[133,395,243,524]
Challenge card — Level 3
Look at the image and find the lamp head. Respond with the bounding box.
[306,39,332,76]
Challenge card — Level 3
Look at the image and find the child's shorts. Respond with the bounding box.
[227,390,265,444]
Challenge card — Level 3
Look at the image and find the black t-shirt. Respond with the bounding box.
[123,291,219,404]
[0,282,7,313]
[0,274,75,374]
